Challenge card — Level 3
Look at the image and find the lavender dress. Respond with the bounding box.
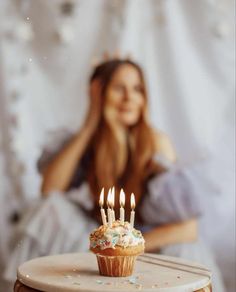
[3,130,225,291]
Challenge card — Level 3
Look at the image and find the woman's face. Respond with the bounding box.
[104,64,145,128]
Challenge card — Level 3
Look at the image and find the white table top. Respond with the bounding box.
[17,252,211,292]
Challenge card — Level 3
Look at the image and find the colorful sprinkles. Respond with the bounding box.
[90,220,145,250]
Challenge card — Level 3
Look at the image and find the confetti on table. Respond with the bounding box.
[128,276,138,284]
[96,280,103,284]
[105,282,112,285]
[135,284,142,290]
[72,282,80,285]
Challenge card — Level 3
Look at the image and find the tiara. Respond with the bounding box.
[90,50,133,67]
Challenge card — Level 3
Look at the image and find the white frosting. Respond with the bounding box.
[90,221,145,250]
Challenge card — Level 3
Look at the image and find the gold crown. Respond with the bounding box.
[90,50,133,67]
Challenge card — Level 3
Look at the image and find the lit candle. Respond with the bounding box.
[130,193,135,228]
[99,188,107,226]
[111,186,115,222]
[119,189,125,224]
[107,189,113,228]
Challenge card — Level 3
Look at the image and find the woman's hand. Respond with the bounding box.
[83,79,102,135]
[41,79,103,195]
[144,219,198,252]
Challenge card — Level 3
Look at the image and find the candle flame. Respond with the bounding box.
[110,186,115,208]
[99,188,104,207]
[120,189,125,207]
[131,193,135,209]
[107,188,111,207]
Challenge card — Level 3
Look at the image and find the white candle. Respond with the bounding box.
[107,189,113,228]
[130,193,135,228]
[99,188,107,226]
[111,186,115,222]
[119,189,125,224]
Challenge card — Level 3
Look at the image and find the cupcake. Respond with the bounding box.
[90,220,145,277]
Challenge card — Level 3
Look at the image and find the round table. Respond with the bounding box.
[14,253,212,292]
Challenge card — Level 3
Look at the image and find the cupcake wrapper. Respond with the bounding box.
[96,254,137,277]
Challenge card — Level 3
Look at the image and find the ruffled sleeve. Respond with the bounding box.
[140,155,204,225]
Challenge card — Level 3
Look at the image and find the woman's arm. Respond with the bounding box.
[144,132,198,251]
[143,219,198,252]
[41,80,102,196]
[41,125,94,195]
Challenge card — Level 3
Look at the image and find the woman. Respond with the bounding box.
[4,59,224,290]
[41,58,197,249]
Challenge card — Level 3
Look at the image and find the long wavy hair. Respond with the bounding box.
[87,59,164,220]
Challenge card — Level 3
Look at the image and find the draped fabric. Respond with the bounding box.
[0,0,234,291]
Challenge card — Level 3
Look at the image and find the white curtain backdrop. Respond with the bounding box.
[0,0,235,291]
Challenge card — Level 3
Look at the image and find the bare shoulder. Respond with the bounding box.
[153,129,177,163]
